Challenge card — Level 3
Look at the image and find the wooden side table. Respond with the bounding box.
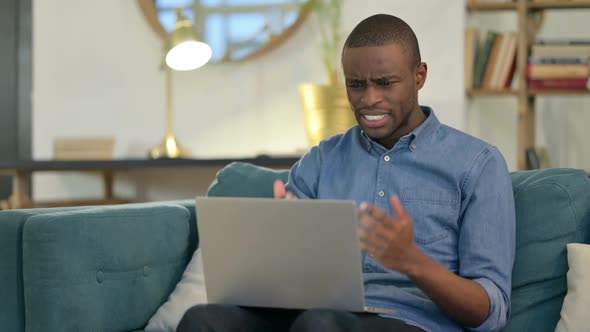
[0,157,299,210]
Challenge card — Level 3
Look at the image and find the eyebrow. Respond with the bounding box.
[371,76,401,82]
[346,75,401,82]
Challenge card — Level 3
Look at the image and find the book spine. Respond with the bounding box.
[498,33,517,89]
[482,35,504,89]
[473,31,499,89]
[526,64,590,79]
[465,28,478,90]
[528,57,589,64]
[532,45,590,58]
[536,39,590,45]
[504,55,517,88]
[528,78,589,89]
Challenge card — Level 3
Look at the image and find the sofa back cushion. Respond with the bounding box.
[207,162,289,198]
[21,203,191,332]
[161,199,199,254]
[502,168,590,332]
[0,206,99,332]
[207,163,590,332]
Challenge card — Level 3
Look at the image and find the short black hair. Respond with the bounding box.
[343,14,421,67]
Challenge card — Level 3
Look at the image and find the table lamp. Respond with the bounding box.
[150,8,212,159]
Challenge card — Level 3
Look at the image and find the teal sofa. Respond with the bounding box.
[1,163,589,332]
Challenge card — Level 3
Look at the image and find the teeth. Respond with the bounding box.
[364,115,386,121]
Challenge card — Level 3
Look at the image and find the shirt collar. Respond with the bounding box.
[359,105,440,152]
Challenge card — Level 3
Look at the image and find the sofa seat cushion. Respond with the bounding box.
[503,168,590,332]
[22,204,191,332]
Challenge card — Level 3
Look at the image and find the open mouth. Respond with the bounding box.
[363,114,387,121]
[360,114,390,128]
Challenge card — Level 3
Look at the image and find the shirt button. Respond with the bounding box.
[378,191,385,197]
[384,156,390,162]
[410,143,417,151]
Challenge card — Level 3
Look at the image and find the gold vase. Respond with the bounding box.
[299,84,356,147]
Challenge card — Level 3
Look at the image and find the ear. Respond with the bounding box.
[414,62,427,90]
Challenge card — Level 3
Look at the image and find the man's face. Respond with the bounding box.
[342,43,427,149]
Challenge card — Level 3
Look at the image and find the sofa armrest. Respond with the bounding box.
[21,203,191,332]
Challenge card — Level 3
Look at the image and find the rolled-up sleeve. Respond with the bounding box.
[459,147,516,332]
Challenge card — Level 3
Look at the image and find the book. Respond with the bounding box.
[492,33,517,89]
[473,31,500,88]
[482,34,505,89]
[536,39,590,45]
[531,45,590,58]
[528,78,590,89]
[465,27,479,90]
[529,57,589,64]
[526,63,590,79]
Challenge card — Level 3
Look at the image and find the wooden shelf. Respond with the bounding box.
[529,1,590,9]
[467,89,590,96]
[467,1,590,11]
[529,89,590,96]
[467,89,518,96]
[467,2,517,11]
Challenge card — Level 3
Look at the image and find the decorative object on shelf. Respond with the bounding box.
[54,137,115,160]
[299,0,355,147]
[149,9,212,159]
[300,84,352,146]
[137,0,311,64]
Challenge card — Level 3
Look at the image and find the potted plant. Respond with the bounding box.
[299,0,356,147]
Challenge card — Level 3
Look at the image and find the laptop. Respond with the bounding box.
[195,196,395,315]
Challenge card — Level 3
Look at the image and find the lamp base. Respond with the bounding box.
[149,134,191,159]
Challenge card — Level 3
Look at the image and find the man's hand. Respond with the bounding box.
[357,195,425,274]
[273,180,297,200]
[358,195,492,327]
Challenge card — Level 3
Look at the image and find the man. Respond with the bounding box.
[178,14,515,332]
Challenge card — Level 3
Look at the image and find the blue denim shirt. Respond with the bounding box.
[286,106,515,332]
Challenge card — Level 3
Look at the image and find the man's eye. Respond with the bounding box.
[378,81,395,86]
[347,83,364,88]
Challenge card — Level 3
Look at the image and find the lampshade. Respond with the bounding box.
[165,9,212,71]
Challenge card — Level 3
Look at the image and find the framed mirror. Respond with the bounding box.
[138,0,311,64]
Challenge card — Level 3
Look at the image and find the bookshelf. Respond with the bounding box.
[466,0,590,170]
[467,89,518,96]
[529,89,590,96]
[467,2,517,10]
[467,1,590,10]
[528,1,590,9]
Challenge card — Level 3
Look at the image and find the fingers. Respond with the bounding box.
[358,203,391,257]
[390,195,409,220]
[273,180,298,200]
[359,202,391,223]
[273,180,286,199]
[359,227,388,257]
[285,192,298,200]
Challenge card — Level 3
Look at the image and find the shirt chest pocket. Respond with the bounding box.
[401,187,460,245]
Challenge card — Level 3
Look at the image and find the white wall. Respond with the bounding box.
[31,1,590,202]
[32,0,465,201]
[33,0,590,200]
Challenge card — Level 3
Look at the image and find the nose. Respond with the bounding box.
[361,85,383,107]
